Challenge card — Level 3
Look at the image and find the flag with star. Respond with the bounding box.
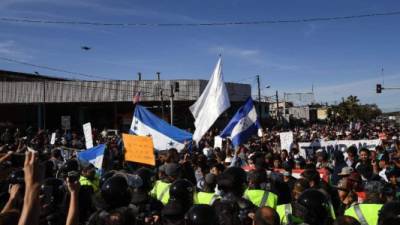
[130,105,192,151]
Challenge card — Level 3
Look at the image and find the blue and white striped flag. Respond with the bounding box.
[130,105,192,151]
[78,144,106,170]
[220,97,262,147]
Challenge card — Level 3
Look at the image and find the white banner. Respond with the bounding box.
[279,132,293,151]
[83,122,93,149]
[298,139,381,158]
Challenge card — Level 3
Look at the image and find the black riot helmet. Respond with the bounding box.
[217,167,247,197]
[40,178,66,207]
[378,201,400,225]
[294,189,331,225]
[101,175,131,209]
[169,179,195,204]
[99,170,117,188]
[134,167,155,192]
[185,205,219,225]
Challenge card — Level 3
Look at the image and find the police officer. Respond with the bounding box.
[39,178,67,225]
[150,163,181,205]
[185,205,219,225]
[130,168,163,225]
[378,201,400,225]
[212,167,256,225]
[344,181,384,225]
[293,189,332,225]
[276,178,310,225]
[79,164,100,193]
[87,174,136,225]
[162,179,195,225]
[195,173,219,205]
[244,168,278,209]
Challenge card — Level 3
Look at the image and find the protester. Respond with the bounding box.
[0,119,399,225]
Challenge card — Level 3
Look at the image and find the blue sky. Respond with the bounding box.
[1,0,400,111]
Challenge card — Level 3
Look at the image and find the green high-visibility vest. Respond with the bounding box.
[150,180,171,205]
[276,203,304,225]
[243,189,278,209]
[79,176,100,193]
[195,192,219,205]
[277,202,336,224]
[344,204,383,225]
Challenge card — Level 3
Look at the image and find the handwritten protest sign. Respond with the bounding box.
[279,132,293,151]
[123,133,155,166]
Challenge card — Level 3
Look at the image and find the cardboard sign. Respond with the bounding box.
[61,116,71,130]
[50,132,56,145]
[279,132,293,151]
[123,133,155,166]
[83,122,93,149]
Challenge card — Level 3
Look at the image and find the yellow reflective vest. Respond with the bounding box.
[344,204,383,225]
[79,175,100,193]
[243,189,278,209]
[276,203,304,225]
[195,192,219,205]
[150,180,171,205]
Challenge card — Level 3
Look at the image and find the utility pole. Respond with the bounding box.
[275,90,279,122]
[157,72,165,120]
[43,79,46,129]
[256,75,262,117]
[170,84,174,125]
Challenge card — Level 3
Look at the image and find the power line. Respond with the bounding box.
[1,11,400,27]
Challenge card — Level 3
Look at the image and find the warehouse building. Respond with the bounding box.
[0,70,251,131]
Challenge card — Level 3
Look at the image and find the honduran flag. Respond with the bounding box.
[220,97,262,147]
[130,105,192,151]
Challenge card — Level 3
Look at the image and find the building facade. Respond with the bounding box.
[0,70,251,131]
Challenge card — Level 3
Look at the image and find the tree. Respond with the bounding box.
[327,96,381,122]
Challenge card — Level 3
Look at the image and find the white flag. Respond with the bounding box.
[190,57,230,142]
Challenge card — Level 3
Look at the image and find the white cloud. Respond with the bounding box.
[0,0,201,23]
[209,45,301,72]
[0,40,31,59]
[209,46,259,58]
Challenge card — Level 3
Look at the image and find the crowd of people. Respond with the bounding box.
[0,121,400,225]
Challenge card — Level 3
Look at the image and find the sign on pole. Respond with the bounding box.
[61,116,71,130]
[83,122,93,149]
[214,136,223,149]
[123,133,155,166]
[50,132,56,145]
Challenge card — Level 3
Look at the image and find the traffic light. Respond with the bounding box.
[174,82,179,92]
[376,84,382,94]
